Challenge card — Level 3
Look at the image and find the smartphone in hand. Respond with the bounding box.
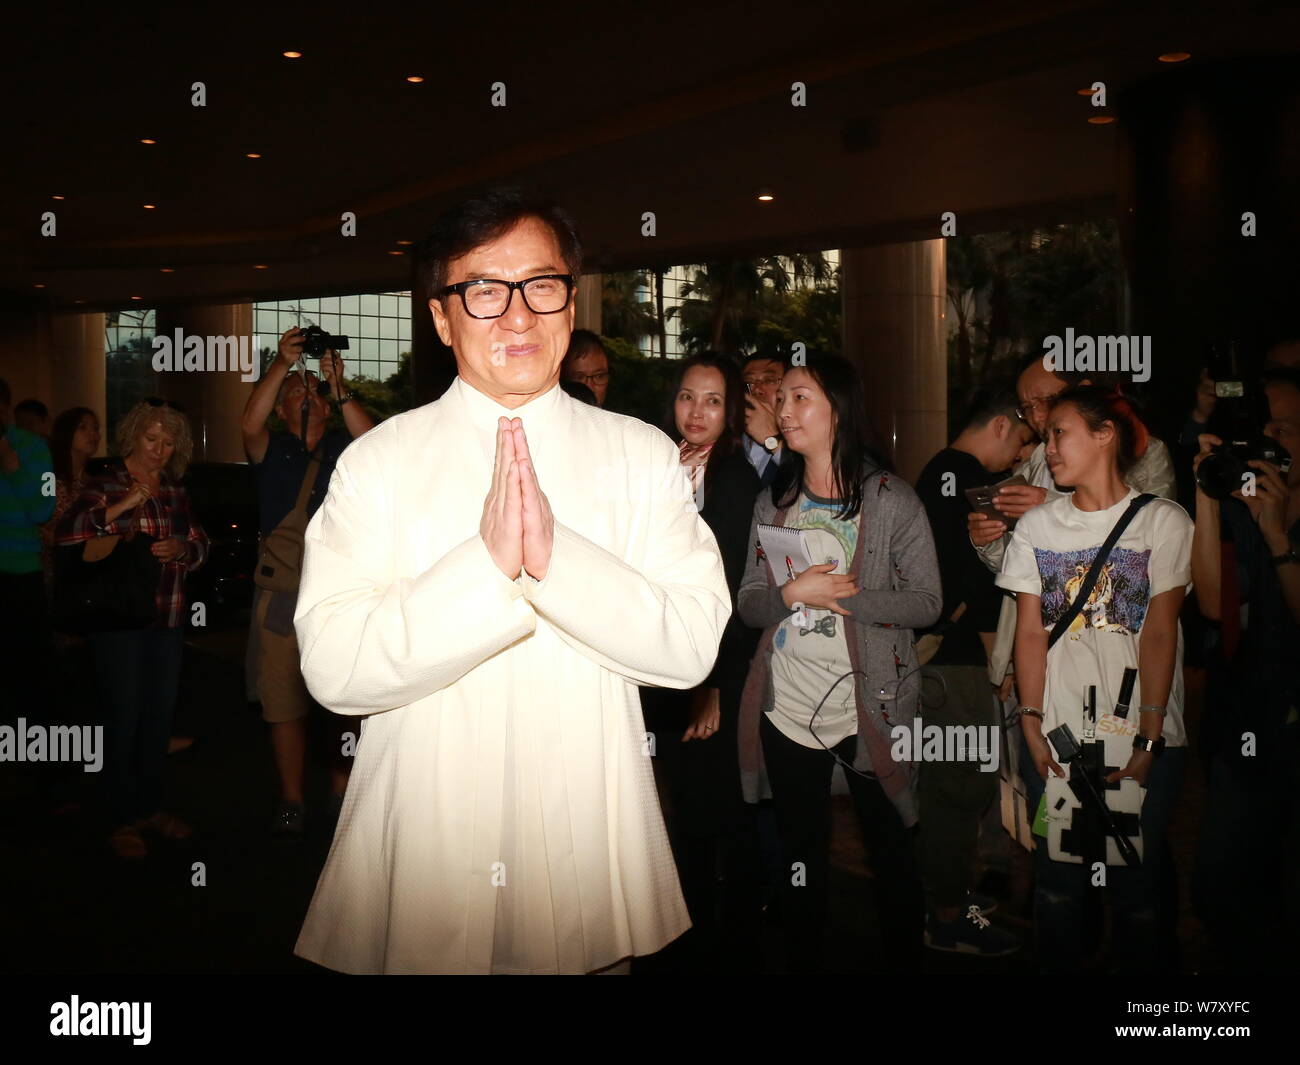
[964,474,1029,531]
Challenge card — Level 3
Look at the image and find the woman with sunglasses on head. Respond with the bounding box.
[639,353,764,970]
[996,384,1192,972]
[737,351,941,973]
[55,399,209,859]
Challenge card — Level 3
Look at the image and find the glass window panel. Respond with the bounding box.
[320,296,340,314]
[340,315,359,336]
[339,295,359,314]
[379,317,398,339]
[398,318,411,341]
[360,294,379,315]
[359,337,379,357]
[380,294,398,317]
[380,340,398,359]
[359,316,379,337]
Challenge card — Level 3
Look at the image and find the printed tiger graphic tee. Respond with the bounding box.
[996,488,1194,748]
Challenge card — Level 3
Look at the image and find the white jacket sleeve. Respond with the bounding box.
[294,443,537,716]
[521,436,730,689]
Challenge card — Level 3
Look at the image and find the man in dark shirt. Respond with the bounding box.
[915,385,1033,955]
[241,328,375,837]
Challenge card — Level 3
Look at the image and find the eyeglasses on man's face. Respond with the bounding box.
[568,370,610,386]
[1015,389,1065,422]
[440,274,575,320]
[744,375,782,393]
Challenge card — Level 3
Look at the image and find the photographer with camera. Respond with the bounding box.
[241,326,374,838]
[1190,364,1300,972]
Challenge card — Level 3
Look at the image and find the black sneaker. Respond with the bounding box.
[271,801,305,840]
[925,904,1021,956]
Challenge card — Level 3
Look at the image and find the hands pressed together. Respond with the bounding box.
[481,417,554,581]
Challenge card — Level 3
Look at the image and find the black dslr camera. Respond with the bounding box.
[300,324,350,358]
[1196,340,1292,501]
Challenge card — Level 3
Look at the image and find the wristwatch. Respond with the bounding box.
[1132,735,1166,754]
[1272,546,1300,568]
[337,390,357,406]
[763,435,780,452]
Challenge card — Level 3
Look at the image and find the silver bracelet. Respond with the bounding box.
[1138,704,1167,716]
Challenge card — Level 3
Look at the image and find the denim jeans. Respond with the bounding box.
[88,626,185,826]
[1020,731,1185,971]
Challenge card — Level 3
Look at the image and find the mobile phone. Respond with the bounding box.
[964,474,1029,530]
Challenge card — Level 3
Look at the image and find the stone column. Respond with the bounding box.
[574,272,602,333]
[839,240,947,484]
[153,303,254,464]
[48,312,107,452]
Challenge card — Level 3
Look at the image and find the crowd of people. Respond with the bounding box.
[2,211,1298,973]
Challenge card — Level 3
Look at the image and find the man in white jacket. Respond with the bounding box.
[291,189,730,974]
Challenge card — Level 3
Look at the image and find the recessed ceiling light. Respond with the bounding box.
[140,138,156,144]
[283,50,303,58]
[52,195,65,200]
[143,203,157,209]
[395,239,414,245]
[388,250,404,256]
[130,295,143,300]
[246,152,262,159]
[406,76,424,83]
[1088,116,1115,124]
[253,264,268,270]
[757,188,775,202]
[1158,52,1191,63]
[34,283,45,288]
[74,299,85,304]
[160,267,175,273]
[1076,87,1094,95]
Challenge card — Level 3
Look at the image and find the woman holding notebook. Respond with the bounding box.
[737,352,941,972]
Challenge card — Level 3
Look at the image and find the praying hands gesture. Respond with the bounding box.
[481,417,554,581]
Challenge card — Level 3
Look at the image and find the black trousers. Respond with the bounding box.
[760,712,924,972]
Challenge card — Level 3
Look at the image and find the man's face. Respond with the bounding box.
[277,372,329,432]
[989,415,1036,473]
[1264,382,1300,487]
[430,216,575,409]
[1017,361,1068,439]
[566,350,609,406]
[743,359,784,407]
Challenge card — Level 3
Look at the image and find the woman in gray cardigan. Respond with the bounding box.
[737,352,941,972]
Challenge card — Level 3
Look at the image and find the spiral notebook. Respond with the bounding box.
[757,523,815,576]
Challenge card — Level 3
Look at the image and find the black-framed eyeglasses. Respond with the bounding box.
[440,274,574,319]
[568,370,610,386]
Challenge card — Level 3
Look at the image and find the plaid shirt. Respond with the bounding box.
[54,460,209,629]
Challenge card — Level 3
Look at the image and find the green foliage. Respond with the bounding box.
[602,336,677,427]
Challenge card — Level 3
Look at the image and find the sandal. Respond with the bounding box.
[137,811,193,840]
[108,825,148,859]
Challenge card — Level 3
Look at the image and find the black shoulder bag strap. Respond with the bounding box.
[1047,493,1156,650]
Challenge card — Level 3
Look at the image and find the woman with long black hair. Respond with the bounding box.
[641,353,764,970]
[737,352,941,972]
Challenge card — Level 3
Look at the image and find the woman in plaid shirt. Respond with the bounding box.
[56,400,209,859]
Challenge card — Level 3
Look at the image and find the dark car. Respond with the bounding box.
[184,461,259,623]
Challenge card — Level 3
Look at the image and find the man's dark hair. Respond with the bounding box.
[559,378,598,406]
[416,187,582,304]
[961,383,1020,430]
[1017,349,1094,387]
[15,398,48,421]
[743,352,789,372]
[0,378,10,407]
[565,329,607,365]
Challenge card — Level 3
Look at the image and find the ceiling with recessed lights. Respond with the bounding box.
[4,0,1294,311]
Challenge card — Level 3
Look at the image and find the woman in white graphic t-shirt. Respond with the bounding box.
[996,384,1193,973]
